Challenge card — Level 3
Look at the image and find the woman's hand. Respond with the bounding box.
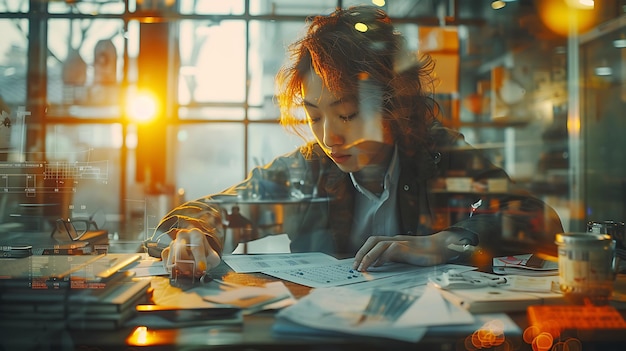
[352,232,455,271]
[161,228,221,279]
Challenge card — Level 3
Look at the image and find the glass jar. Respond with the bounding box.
[555,232,617,304]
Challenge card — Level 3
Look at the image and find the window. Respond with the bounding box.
[1,0,624,246]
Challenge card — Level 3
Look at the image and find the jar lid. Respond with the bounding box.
[555,232,611,244]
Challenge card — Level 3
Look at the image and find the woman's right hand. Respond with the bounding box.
[161,227,222,279]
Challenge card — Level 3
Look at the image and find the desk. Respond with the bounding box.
[2,263,626,350]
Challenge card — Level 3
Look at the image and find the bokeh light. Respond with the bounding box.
[126,90,159,123]
[536,0,596,36]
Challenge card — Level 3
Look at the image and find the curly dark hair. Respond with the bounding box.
[276,5,442,157]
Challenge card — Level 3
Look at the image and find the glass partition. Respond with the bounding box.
[580,16,626,227]
[0,0,624,253]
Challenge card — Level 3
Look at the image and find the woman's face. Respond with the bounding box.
[301,71,394,173]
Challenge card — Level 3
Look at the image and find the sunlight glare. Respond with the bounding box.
[126,90,159,122]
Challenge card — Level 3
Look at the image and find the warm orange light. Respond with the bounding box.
[126,90,159,123]
[523,325,541,344]
[532,332,554,351]
[126,326,179,347]
[126,326,149,345]
[536,0,596,36]
[137,0,176,6]
[566,0,594,9]
[567,116,580,134]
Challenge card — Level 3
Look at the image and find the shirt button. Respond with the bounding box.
[403,185,410,191]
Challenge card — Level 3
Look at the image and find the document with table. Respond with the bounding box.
[222,252,473,289]
[221,252,522,342]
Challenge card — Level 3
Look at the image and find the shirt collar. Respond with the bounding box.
[349,144,399,198]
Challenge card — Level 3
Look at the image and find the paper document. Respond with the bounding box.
[222,252,337,273]
[344,264,474,292]
[225,252,474,289]
[264,257,472,288]
[275,285,474,342]
[200,281,295,314]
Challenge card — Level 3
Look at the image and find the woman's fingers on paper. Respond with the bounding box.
[354,239,391,271]
[354,235,414,271]
[355,235,447,271]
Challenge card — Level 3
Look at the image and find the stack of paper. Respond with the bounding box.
[0,253,149,330]
[273,285,475,342]
[199,281,294,314]
[146,274,295,317]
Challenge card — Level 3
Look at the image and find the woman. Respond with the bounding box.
[147,6,563,278]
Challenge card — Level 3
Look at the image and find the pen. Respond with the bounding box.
[199,274,243,288]
[469,199,482,218]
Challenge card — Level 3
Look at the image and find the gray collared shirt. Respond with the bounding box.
[348,145,401,253]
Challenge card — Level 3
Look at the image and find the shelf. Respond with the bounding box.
[458,117,532,128]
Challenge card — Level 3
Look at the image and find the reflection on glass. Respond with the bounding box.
[47,18,125,107]
[0,18,28,161]
[178,106,244,121]
[178,19,246,104]
[581,22,626,226]
[175,124,244,201]
[179,0,245,15]
[248,106,280,121]
[52,217,99,241]
[248,123,309,168]
[48,0,125,14]
[249,0,336,15]
[248,20,303,109]
[0,0,28,12]
[43,123,120,234]
[0,18,28,106]
[6,1,623,259]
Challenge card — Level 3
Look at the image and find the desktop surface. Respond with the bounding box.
[2,253,626,351]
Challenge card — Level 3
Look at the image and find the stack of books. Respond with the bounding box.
[0,253,151,331]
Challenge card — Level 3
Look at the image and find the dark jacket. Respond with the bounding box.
[149,125,563,260]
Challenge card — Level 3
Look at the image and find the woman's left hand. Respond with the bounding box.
[352,232,454,271]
